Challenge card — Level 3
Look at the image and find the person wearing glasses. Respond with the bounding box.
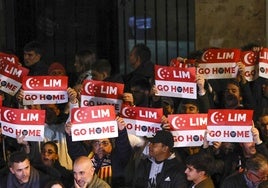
[220,153,268,188]
[201,123,268,187]
[16,141,73,188]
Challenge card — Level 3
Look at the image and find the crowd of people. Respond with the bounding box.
[0,40,268,188]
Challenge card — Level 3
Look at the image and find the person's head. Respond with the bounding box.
[241,43,260,51]
[8,151,31,184]
[161,97,175,116]
[92,138,113,159]
[245,153,268,186]
[185,153,214,184]
[262,79,268,98]
[149,130,174,161]
[129,43,151,69]
[74,50,96,74]
[48,62,66,76]
[41,141,59,167]
[23,41,43,67]
[178,99,199,114]
[73,156,95,187]
[130,78,151,107]
[42,104,61,124]
[240,142,257,158]
[91,59,111,81]
[45,180,65,188]
[223,79,242,108]
[258,112,268,137]
[219,142,236,155]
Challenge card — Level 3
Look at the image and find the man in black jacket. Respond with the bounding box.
[133,130,188,188]
[23,40,48,76]
[123,43,154,93]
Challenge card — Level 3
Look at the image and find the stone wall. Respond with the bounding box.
[195,0,266,50]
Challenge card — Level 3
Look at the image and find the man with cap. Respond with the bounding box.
[132,130,188,188]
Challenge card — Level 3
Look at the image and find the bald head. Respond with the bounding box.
[73,156,95,187]
[74,156,93,167]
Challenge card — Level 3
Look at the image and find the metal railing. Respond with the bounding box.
[118,0,195,74]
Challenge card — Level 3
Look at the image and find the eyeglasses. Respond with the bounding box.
[249,170,268,181]
[41,150,56,155]
[93,141,110,147]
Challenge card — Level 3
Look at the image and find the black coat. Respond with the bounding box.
[133,155,188,188]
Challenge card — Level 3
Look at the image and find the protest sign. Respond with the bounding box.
[155,65,197,99]
[81,80,124,114]
[241,51,259,82]
[197,48,241,79]
[0,107,46,141]
[71,105,118,141]
[22,76,68,105]
[120,105,163,137]
[0,52,20,64]
[168,113,207,147]
[258,48,268,79]
[207,109,253,142]
[0,59,29,96]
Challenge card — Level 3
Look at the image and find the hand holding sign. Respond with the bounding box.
[161,115,171,131]
[65,121,72,136]
[202,130,210,149]
[122,92,134,106]
[67,87,78,104]
[16,89,24,105]
[116,116,126,131]
[196,74,206,95]
[16,134,28,145]
[251,121,262,145]
[236,62,246,84]
[16,134,30,153]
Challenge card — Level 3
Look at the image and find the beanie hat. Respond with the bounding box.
[48,62,66,75]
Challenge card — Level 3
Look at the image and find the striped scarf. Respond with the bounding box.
[89,152,112,185]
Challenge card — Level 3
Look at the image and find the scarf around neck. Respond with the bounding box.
[7,166,40,188]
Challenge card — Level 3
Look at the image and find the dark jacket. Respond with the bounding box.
[27,60,49,76]
[123,60,155,92]
[33,160,73,188]
[250,77,268,121]
[200,142,268,187]
[0,166,52,188]
[220,172,248,188]
[133,154,188,188]
[66,128,133,188]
